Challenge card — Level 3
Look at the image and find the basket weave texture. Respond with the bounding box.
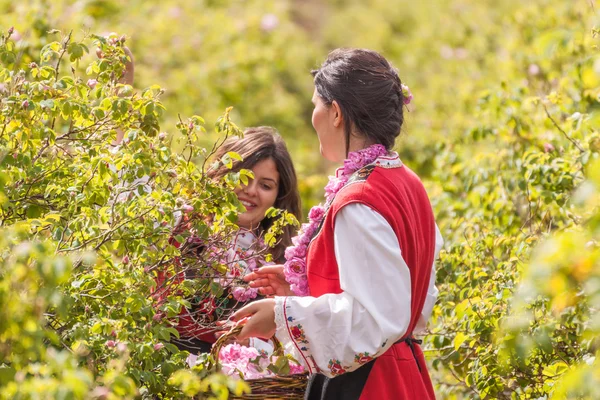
[210,325,309,399]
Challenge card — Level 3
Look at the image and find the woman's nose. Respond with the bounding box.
[243,180,257,196]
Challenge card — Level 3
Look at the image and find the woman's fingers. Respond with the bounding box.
[230,302,258,322]
[234,299,276,341]
[254,265,285,276]
[258,286,275,296]
[242,272,258,282]
[248,277,271,288]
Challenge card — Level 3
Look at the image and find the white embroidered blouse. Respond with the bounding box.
[273,156,443,377]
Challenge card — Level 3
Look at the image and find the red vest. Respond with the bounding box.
[306,162,437,399]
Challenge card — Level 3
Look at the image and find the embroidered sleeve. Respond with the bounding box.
[274,204,427,378]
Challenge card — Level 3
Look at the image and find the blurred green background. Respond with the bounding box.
[5,0,573,214]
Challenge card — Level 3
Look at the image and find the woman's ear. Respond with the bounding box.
[331,100,343,128]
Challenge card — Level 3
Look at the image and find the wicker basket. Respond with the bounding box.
[210,325,309,399]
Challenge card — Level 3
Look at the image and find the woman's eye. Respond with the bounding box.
[261,184,272,190]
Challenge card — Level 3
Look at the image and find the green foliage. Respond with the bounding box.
[0,29,294,399]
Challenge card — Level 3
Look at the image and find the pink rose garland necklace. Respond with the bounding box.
[283,143,389,296]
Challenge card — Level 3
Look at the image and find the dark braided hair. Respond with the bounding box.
[312,48,406,155]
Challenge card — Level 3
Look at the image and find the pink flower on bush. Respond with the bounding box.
[260,14,279,32]
[106,340,116,348]
[231,286,259,302]
[154,343,164,351]
[87,79,98,89]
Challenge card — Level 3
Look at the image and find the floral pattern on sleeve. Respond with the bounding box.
[328,359,350,376]
[354,352,376,365]
[289,324,308,344]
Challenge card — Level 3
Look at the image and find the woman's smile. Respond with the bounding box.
[234,158,280,230]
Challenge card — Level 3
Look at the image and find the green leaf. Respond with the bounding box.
[453,332,468,351]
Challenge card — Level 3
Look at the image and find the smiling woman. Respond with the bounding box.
[235,158,280,231]
[165,126,303,355]
[207,126,302,261]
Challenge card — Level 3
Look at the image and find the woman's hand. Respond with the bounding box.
[244,265,294,296]
[230,299,277,341]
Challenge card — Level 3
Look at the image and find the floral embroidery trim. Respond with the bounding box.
[354,352,376,365]
[282,297,315,374]
[328,359,350,376]
[283,144,389,296]
[289,324,308,344]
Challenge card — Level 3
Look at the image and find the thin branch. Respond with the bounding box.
[542,104,585,153]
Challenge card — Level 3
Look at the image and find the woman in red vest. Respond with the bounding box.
[233,48,443,399]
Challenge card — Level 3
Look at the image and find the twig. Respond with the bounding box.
[542,104,585,153]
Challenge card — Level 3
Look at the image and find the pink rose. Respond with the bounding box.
[284,246,296,260]
[260,14,279,32]
[290,277,309,296]
[154,343,164,351]
[308,206,325,222]
[290,363,305,374]
[231,286,258,302]
[284,257,306,276]
[87,79,98,89]
[106,340,116,348]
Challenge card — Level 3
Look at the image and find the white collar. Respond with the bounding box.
[374,151,402,168]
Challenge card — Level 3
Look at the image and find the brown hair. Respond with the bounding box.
[312,48,406,155]
[208,126,302,262]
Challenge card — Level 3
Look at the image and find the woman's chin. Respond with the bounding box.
[237,215,258,230]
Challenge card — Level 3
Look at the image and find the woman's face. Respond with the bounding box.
[311,89,346,162]
[234,157,280,230]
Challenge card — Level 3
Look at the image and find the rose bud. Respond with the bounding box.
[8,27,14,35]
[543,142,555,153]
[154,343,164,351]
[122,255,129,264]
[96,48,104,58]
[87,79,98,89]
[116,342,127,353]
[106,340,116,348]
[158,132,167,140]
[11,30,21,41]
[188,122,194,131]
[153,313,162,322]
[110,330,117,337]
[21,100,29,109]
[182,204,194,213]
